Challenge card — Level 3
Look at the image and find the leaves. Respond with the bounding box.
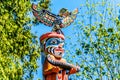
[107,28,113,33]
[0,0,41,79]
[38,0,51,9]
[66,0,120,80]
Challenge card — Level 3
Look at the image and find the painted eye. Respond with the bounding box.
[50,40,57,44]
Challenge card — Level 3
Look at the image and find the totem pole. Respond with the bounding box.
[32,3,80,80]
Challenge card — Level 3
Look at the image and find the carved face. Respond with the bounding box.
[45,38,64,58]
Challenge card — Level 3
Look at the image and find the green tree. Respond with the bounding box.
[0,0,50,79]
[65,0,120,79]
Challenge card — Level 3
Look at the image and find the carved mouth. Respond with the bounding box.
[54,49,64,54]
[54,48,64,56]
[55,48,64,52]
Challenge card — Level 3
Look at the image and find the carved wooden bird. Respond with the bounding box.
[32,3,78,32]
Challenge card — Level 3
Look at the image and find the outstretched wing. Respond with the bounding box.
[60,8,78,28]
[52,8,78,31]
[32,3,62,27]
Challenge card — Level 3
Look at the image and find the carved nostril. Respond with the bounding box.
[58,45,63,49]
[58,45,62,48]
[58,43,64,48]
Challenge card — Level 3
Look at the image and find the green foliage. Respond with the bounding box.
[65,0,120,79]
[36,0,51,10]
[39,0,50,9]
[0,0,40,79]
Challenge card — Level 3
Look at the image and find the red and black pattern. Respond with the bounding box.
[47,54,80,72]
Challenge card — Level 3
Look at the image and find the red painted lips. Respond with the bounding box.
[54,48,64,53]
